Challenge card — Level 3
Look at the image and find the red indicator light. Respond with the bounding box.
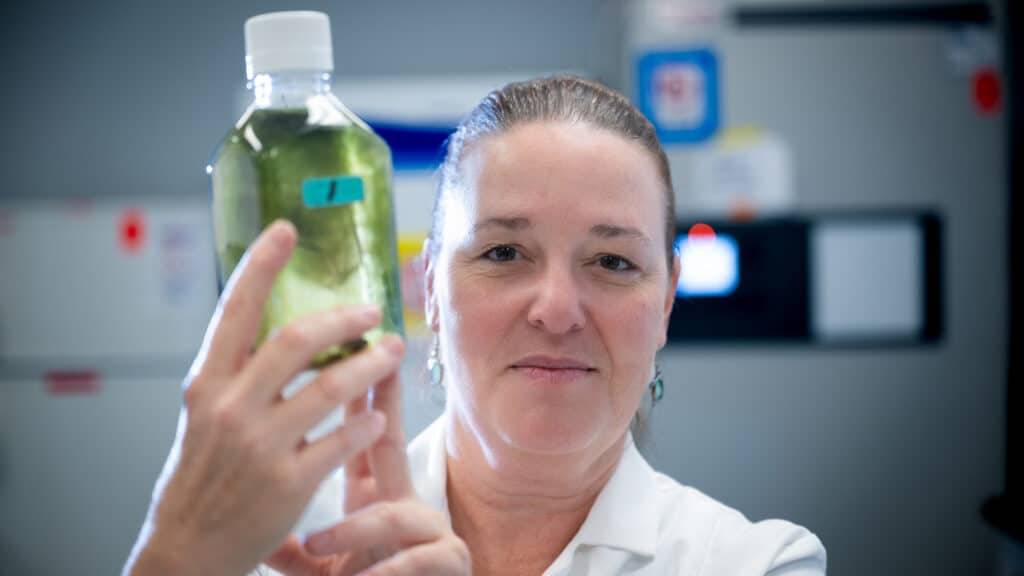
[119,208,146,253]
[688,222,716,240]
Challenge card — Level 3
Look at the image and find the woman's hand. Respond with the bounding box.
[268,498,471,576]
[126,220,405,576]
[264,360,471,576]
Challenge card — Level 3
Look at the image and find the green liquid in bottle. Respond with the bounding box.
[210,106,403,367]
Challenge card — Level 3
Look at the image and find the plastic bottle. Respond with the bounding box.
[209,11,403,367]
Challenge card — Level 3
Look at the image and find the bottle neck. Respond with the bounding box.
[250,71,333,109]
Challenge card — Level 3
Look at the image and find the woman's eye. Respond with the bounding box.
[598,254,634,271]
[484,245,518,262]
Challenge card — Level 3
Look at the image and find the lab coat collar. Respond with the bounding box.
[409,416,449,516]
[567,432,659,558]
[409,416,659,561]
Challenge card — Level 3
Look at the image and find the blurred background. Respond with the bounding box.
[0,0,1018,574]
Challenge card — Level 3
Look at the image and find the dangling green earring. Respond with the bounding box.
[649,365,664,404]
[427,338,445,404]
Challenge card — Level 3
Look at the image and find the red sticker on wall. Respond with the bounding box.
[972,67,1001,115]
[119,208,146,253]
[45,371,101,396]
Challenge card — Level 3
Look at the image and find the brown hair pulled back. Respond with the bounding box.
[429,75,676,271]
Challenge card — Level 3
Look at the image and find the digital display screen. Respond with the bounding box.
[675,233,739,297]
[667,213,941,345]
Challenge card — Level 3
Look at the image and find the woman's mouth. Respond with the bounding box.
[510,356,597,383]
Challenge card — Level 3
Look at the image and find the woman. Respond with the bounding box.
[126,76,826,576]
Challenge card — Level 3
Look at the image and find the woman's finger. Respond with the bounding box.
[244,304,384,404]
[367,369,415,500]
[266,536,370,576]
[344,392,372,480]
[303,500,444,557]
[298,409,388,482]
[264,536,322,576]
[349,538,471,576]
[342,392,378,514]
[201,220,297,378]
[274,335,403,443]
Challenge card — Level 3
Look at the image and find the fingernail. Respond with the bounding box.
[267,220,296,246]
[379,335,404,357]
[368,410,386,436]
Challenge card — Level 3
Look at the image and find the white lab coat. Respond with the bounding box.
[257,416,826,575]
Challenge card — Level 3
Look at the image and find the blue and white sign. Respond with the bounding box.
[636,48,720,144]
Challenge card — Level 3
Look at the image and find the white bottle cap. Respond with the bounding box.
[244,11,334,79]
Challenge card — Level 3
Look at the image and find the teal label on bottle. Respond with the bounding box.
[302,176,365,208]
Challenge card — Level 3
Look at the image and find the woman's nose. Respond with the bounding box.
[526,263,586,334]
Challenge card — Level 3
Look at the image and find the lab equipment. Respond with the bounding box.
[667,212,943,345]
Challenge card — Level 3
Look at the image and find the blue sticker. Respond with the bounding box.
[636,48,720,145]
[302,176,365,208]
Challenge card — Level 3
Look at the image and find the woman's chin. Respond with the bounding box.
[495,409,603,456]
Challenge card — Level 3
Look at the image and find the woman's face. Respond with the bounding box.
[428,121,679,460]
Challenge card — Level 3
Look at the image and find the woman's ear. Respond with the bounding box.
[658,252,681,349]
[422,238,440,333]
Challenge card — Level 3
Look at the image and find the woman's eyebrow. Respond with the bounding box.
[473,216,532,233]
[590,224,651,244]
[470,218,651,245]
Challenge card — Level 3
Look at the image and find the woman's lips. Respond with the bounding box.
[511,355,595,370]
[510,356,596,383]
[513,366,592,381]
